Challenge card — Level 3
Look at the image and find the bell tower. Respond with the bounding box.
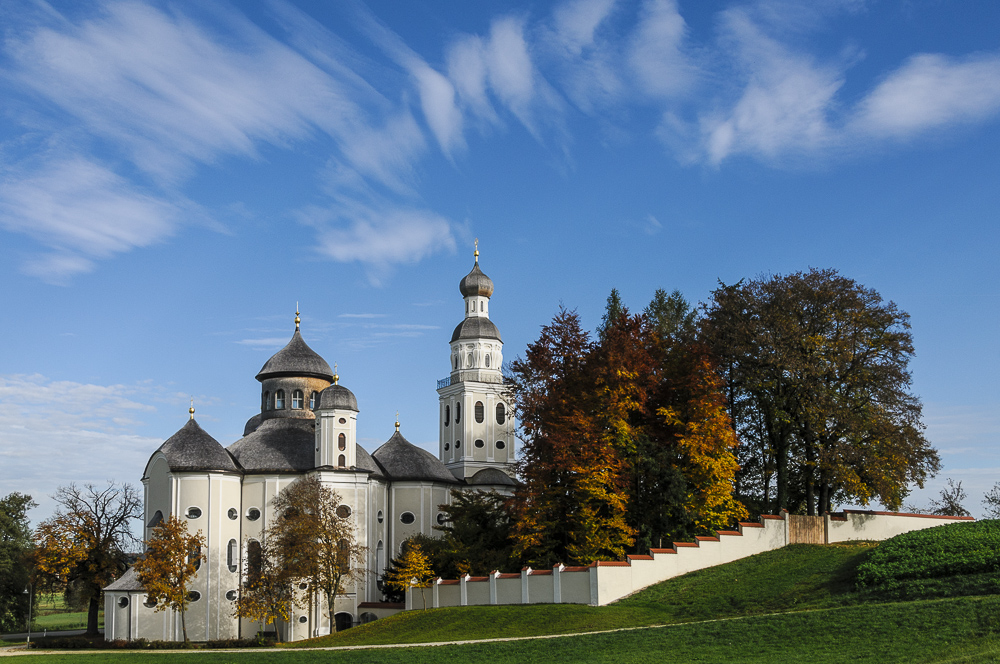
[437,242,516,481]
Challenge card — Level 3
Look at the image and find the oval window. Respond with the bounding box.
[186,506,202,519]
[143,596,157,608]
[299,583,308,590]
[377,510,384,524]
[339,417,347,424]
[436,513,447,525]
[496,440,506,450]
[246,508,261,521]
[118,596,129,608]
[299,616,308,624]
[228,508,238,521]
[336,505,352,518]
[496,403,506,425]
[225,590,237,601]
[475,439,485,448]
[444,405,450,427]
[444,442,450,451]
[475,401,484,423]
[455,403,461,423]
[188,591,201,602]
[455,440,461,450]
[400,512,415,525]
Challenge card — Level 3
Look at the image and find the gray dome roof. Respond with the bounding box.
[256,330,333,382]
[104,567,144,592]
[467,467,517,487]
[356,444,385,479]
[372,431,459,484]
[451,317,502,343]
[227,417,316,473]
[149,419,240,475]
[243,413,262,436]
[460,262,494,298]
[318,384,359,412]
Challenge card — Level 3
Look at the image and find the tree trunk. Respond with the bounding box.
[86,595,100,635]
[327,591,336,634]
[181,604,188,643]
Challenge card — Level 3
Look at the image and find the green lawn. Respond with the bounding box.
[27,593,103,631]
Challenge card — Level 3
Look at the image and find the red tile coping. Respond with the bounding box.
[437,579,460,585]
[839,509,975,521]
[530,570,553,575]
[674,542,699,548]
[594,561,630,567]
[649,548,677,554]
[738,522,764,528]
[695,536,720,542]
[829,515,848,521]
[467,576,489,582]
[358,602,404,609]
[562,566,590,572]
[717,530,742,536]
[760,514,784,520]
[627,554,654,561]
[497,573,521,579]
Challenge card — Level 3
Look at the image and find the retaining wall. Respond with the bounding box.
[404,510,973,610]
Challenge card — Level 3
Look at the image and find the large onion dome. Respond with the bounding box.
[372,429,459,484]
[459,261,494,298]
[148,417,240,475]
[255,329,333,382]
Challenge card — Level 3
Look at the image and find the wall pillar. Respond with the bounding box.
[433,578,441,608]
[521,567,532,604]
[460,573,470,606]
[589,563,599,606]
[489,571,499,605]
[553,563,564,603]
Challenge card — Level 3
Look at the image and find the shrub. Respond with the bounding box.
[205,637,275,648]
[857,520,1000,589]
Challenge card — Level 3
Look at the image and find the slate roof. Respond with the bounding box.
[149,419,240,475]
[227,417,316,473]
[256,330,334,381]
[104,567,144,592]
[372,431,460,484]
[356,444,385,479]
[318,384,359,411]
[451,317,502,343]
[459,261,494,298]
[243,413,262,436]
[467,467,518,487]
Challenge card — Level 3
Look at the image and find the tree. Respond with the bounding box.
[384,539,435,610]
[425,490,518,578]
[984,483,1000,519]
[33,482,141,635]
[704,269,941,515]
[0,493,36,632]
[232,538,292,640]
[928,479,970,517]
[133,515,205,643]
[267,477,366,633]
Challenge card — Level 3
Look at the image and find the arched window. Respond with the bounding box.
[475,401,484,423]
[189,544,202,571]
[455,440,461,450]
[455,403,461,423]
[227,539,238,572]
[453,355,458,370]
[292,390,303,409]
[472,301,476,312]
[147,510,163,529]
[338,433,346,451]
[485,354,490,367]
[247,540,262,583]
[338,454,346,467]
[444,405,450,427]
[467,352,474,367]
[274,390,285,409]
[496,403,506,425]
[310,391,318,409]
[263,391,270,410]
[376,541,384,579]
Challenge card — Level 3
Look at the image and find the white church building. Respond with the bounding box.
[104,250,517,641]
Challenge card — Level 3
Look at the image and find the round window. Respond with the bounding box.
[336,505,352,518]
[299,583,308,590]
[377,510,384,524]
[455,440,461,450]
[400,512,415,525]
[225,590,237,601]
[496,440,506,450]
[186,506,202,519]
[339,417,347,424]
[299,616,308,624]
[143,596,157,608]
[436,513,447,525]
[118,596,129,608]
[228,508,238,520]
[246,508,261,521]
[188,591,201,602]
[475,439,485,448]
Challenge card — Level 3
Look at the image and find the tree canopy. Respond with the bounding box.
[0,492,36,632]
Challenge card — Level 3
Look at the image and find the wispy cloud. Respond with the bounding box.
[339,313,387,319]
[235,337,290,349]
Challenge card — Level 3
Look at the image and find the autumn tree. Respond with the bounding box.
[703,269,941,515]
[232,538,292,640]
[384,539,435,610]
[267,477,366,634]
[133,515,205,643]
[422,490,518,578]
[928,479,971,517]
[33,482,141,635]
[0,493,36,632]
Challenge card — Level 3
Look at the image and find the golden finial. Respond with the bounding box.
[189,397,195,420]
[295,303,300,331]
[474,238,479,263]
[333,362,339,385]
[395,411,400,432]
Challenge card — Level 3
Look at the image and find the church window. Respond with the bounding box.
[467,352,474,367]
[485,354,490,367]
[310,391,318,409]
[444,442,450,451]
[338,433,346,451]
[188,591,201,602]
[472,301,476,312]
[496,403,506,424]
[455,403,461,423]
[336,505,352,518]
[275,390,285,409]
[292,390,303,409]
[225,590,237,601]
[496,440,506,450]
[143,596,157,608]
[227,539,238,572]
[263,391,270,410]
[455,440,461,450]
[118,597,129,608]
[298,616,308,624]
[299,583,308,590]
[444,405,450,427]
[339,417,346,424]
[246,507,261,521]
[400,512,415,525]
[338,454,346,467]
[361,612,378,624]
[189,544,202,571]
[186,506,202,519]
[475,401,484,423]
[437,512,448,525]
[147,510,163,528]
[228,508,238,520]
[475,439,484,448]
[377,511,384,524]
[247,540,262,583]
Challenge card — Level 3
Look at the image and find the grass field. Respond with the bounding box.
[28,593,103,631]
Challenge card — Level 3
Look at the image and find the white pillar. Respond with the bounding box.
[521,567,531,604]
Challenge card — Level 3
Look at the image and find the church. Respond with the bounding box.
[103,248,518,641]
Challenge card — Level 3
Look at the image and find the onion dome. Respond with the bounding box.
[459,262,494,298]
[227,418,316,473]
[256,322,333,382]
[451,317,502,343]
[317,371,359,411]
[150,418,240,475]
[372,429,460,484]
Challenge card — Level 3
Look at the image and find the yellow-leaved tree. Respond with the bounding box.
[384,540,435,610]
[232,538,292,640]
[133,515,206,643]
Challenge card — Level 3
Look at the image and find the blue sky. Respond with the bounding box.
[1,0,998,522]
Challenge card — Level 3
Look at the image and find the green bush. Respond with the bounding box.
[857,520,1000,589]
[205,637,275,648]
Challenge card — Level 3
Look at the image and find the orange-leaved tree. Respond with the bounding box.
[384,539,435,610]
[133,515,206,643]
[232,538,292,640]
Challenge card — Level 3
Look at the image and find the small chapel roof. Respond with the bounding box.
[450,317,502,343]
[256,323,334,382]
[372,430,460,484]
[467,467,517,487]
[227,417,316,473]
[150,418,240,475]
[318,383,359,412]
[104,567,144,592]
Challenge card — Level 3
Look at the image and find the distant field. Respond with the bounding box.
[28,593,103,632]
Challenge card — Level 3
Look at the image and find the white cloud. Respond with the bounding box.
[851,53,1000,139]
[447,34,500,127]
[628,0,693,99]
[485,17,542,135]
[543,0,623,114]
[552,0,617,57]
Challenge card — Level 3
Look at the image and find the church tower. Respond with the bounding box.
[437,243,516,481]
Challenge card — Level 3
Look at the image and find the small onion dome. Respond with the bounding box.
[451,317,502,343]
[256,330,333,382]
[467,467,518,487]
[459,262,494,298]
[317,383,359,412]
[151,418,240,475]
